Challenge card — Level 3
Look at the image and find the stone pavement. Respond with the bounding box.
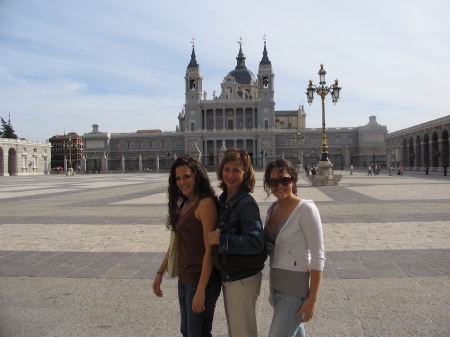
[0,170,449,336]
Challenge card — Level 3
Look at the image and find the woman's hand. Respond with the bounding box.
[297,298,316,322]
[207,228,220,245]
[152,273,164,297]
[268,294,273,307]
[192,290,206,313]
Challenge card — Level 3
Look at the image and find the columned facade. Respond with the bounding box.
[385,115,450,171]
[0,139,51,176]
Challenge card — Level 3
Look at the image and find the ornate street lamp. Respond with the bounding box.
[306,64,341,163]
[293,129,306,169]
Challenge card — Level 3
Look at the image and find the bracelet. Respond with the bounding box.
[156,271,164,275]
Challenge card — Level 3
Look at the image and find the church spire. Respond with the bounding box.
[187,38,199,68]
[260,40,271,65]
[235,37,247,70]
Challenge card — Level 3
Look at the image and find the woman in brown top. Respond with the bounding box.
[153,157,221,337]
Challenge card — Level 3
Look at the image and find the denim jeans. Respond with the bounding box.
[268,287,307,337]
[178,278,221,337]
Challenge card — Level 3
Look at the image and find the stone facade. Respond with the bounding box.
[82,42,387,172]
[385,115,450,171]
[0,138,51,176]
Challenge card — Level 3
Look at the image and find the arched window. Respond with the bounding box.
[432,131,439,167]
[442,129,449,167]
[415,135,422,168]
[408,137,414,167]
[423,134,430,166]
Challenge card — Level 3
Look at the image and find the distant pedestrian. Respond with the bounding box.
[350,164,353,175]
[425,164,429,175]
[367,164,372,176]
[389,163,393,176]
[444,163,448,176]
[399,164,404,176]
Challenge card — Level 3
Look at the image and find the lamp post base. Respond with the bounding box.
[318,160,333,179]
[296,163,304,173]
[307,160,342,186]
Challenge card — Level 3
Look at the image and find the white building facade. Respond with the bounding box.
[82,42,387,172]
[0,138,51,176]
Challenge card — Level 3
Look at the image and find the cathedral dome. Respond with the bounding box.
[229,68,257,85]
[229,44,257,85]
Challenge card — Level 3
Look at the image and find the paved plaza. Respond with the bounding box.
[0,170,449,336]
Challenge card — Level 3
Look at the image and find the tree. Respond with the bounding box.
[1,116,18,139]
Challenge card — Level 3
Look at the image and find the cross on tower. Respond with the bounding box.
[191,37,195,47]
[237,36,243,46]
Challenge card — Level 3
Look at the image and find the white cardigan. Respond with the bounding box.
[268,199,325,272]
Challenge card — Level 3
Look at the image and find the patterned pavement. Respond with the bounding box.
[0,170,449,336]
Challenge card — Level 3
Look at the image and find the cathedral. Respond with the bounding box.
[81,41,387,172]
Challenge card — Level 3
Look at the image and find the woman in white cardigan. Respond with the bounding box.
[263,159,326,337]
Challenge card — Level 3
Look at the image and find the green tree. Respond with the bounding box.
[1,116,18,139]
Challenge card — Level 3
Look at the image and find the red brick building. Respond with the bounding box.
[49,132,84,170]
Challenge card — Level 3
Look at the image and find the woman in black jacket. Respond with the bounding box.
[207,149,266,337]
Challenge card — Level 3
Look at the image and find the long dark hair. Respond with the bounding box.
[263,158,298,197]
[166,157,217,230]
[216,149,255,193]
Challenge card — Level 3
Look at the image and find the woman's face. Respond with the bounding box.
[269,167,293,200]
[175,165,196,198]
[222,160,245,191]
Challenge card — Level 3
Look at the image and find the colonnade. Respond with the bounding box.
[386,128,449,170]
[202,107,258,131]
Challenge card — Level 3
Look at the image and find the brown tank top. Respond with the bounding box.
[175,199,205,285]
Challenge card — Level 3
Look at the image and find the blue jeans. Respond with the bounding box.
[178,279,221,337]
[268,287,307,337]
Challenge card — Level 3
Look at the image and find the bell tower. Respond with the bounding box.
[257,39,274,103]
[185,41,203,104]
[257,39,275,130]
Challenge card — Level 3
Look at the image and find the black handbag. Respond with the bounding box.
[213,194,268,272]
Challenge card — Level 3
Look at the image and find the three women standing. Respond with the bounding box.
[263,158,325,337]
[153,155,325,337]
[152,157,221,337]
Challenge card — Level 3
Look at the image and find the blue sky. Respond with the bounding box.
[1,0,449,141]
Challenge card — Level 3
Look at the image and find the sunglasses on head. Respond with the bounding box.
[269,177,293,188]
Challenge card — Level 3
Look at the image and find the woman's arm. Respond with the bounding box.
[297,269,322,321]
[298,202,325,321]
[152,247,169,297]
[192,197,218,313]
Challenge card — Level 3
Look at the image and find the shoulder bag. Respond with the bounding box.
[165,230,179,278]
